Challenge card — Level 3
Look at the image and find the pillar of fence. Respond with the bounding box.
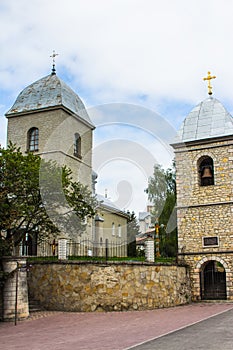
[58,238,68,260]
[105,239,109,261]
[145,238,155,263]
[2,257,29,322]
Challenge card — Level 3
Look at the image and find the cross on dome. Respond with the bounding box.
[203,71,216,95]
[50,50,59,75]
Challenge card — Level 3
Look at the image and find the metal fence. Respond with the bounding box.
[67,239,128,258]
[17,238,128,259]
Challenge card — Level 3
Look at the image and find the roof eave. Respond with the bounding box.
[171,134,233,150]
[97,203,129,219]
[5,104,95,130]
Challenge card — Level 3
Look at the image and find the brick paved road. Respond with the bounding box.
[0,303,233,350]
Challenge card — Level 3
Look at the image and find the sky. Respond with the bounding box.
[1,0,233,215]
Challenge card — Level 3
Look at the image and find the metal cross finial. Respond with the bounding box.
[50,50,59,75]
[203,71,216,95]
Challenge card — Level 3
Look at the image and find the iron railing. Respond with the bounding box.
[16,238,128,259]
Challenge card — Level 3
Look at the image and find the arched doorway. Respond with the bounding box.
[200,260,226,300]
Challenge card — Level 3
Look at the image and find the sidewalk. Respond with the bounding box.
[1,302,233,350]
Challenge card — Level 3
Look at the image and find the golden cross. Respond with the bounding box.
[203,71,216,95]
[50,50,59,74]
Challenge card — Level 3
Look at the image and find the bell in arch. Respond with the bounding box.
[202,166,212,178]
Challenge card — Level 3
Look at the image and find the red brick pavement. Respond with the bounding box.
[1,303,233,350]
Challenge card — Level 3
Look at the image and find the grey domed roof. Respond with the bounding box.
[6,74,95,128]
[174,97,233,143]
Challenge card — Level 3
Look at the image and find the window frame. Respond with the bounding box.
[74,133,82,158]
[28,127,39,152]
[118,224,122,238]
[112,222,115,236]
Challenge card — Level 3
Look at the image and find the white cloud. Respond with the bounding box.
[96,159,149,214]
[1,0,233,212]
[1,0,232,103]
[91,103,175,214]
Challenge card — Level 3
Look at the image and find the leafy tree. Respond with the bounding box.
[126,211,140,257]
[146,164,167,220]
[146,161,177,257]
[0,143,97,256]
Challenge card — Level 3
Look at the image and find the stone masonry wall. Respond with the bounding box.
[174,138,233,300]
[178,204,233,253]
[28,262,191,312]
[7,109,93,187]
[2,257,29,321]
[175,139,233,208]
[175,139,233,255]
[180,254,233,301]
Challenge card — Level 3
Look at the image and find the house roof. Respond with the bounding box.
[96,194,129,218]
[136,229,155,244]
[139,212,151,221]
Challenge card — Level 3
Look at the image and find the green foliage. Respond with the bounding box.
[146,164,167,220]
[126,211,140,257]
[0,143,97,257]
[28,255,146,262]
[154,256,177,264]
[146,161,177,257]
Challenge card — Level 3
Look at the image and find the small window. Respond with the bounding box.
[112,222,115,236]
[118,224,121,237]
[74,133,81,158]
[28,127,39,152]
[198,156,214,186]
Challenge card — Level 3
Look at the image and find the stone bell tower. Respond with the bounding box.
[5,55,95,243]
[172,72,233,301]
[5,53,95,188]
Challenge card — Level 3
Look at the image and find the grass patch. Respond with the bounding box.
[27,255,146,263]
[27,256,176,264]
[27,256,58,262]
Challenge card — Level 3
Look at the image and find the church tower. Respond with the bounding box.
[5,59,95,189]
[172,73,233,301]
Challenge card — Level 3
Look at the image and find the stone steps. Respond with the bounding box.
[29,299,45,313]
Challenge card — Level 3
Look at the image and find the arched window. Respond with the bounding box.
[118,224,121,238]
[28,127,39,152]
[198,156,214,186]
[112,222,115,236]
[74,133,81,158]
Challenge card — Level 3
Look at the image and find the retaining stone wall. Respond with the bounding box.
[28,261,191,312]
